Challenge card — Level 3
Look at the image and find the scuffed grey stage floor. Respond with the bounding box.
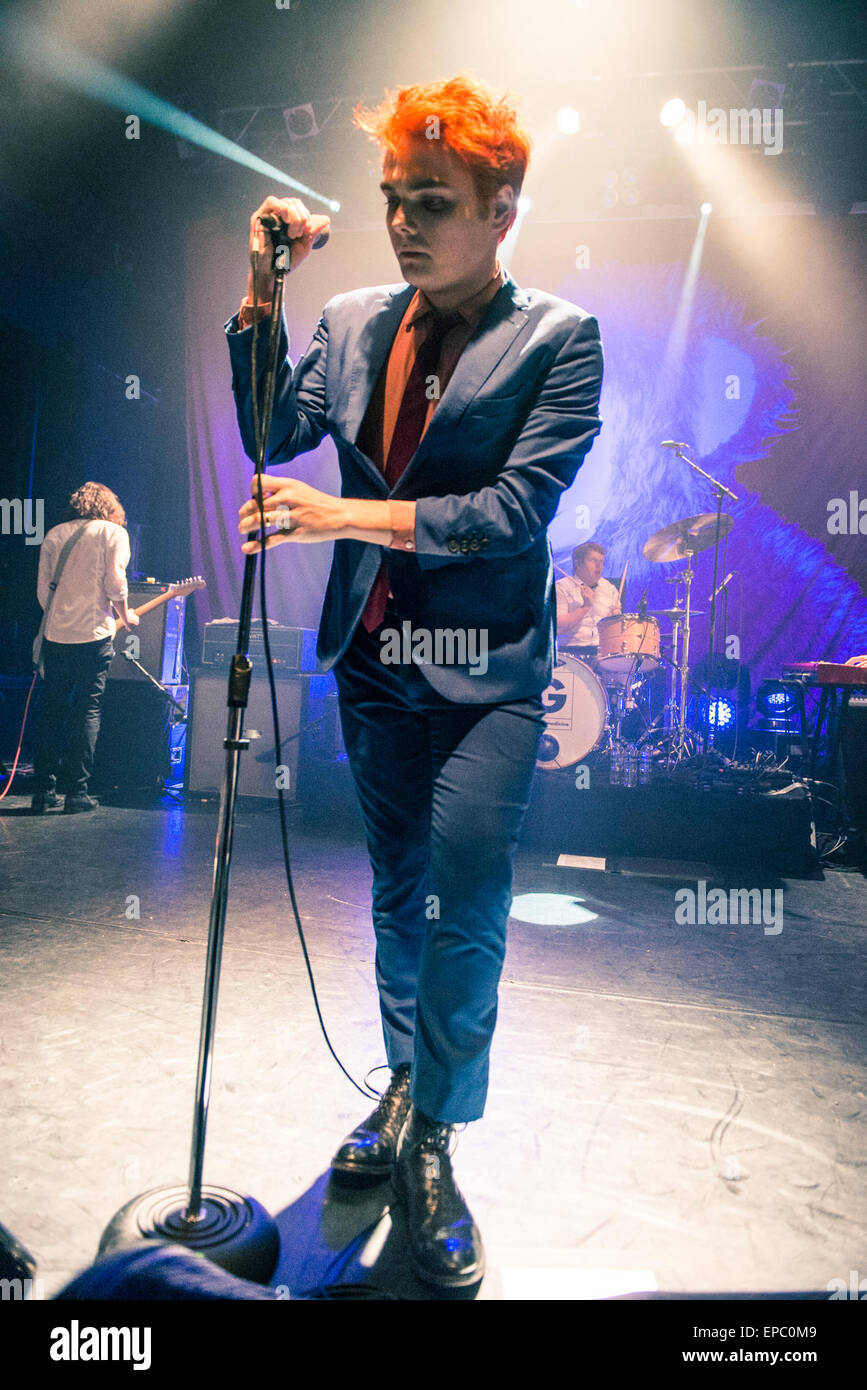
[1,792,864,1300]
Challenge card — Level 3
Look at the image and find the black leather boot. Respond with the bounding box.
[392,1105,485,1289]
[331,1062,412,1177]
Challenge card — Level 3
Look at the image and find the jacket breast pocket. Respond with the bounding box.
[465,391,523,416]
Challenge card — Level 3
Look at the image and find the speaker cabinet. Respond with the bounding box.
[92,683,177,791]
[188,669,306,800]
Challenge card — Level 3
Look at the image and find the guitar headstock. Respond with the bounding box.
[166,576,206,598]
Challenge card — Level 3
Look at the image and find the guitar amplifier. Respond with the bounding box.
[188,669,307,800]
[92,682,187,791]
[201,620,318,672]
[108,580,187,684]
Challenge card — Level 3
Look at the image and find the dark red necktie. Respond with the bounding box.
[361,309,463,632]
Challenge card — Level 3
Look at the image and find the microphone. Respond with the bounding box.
[660,440,688,450]
[711,571,735,601]
[637,588,648,619]
[258,212,330,251]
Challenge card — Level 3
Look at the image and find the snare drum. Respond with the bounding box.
[537,654,608,770]
[596,614,660,676]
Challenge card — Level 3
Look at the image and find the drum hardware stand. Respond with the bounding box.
[662,557,699,765]
[608,685,634,749]
[636,649,679,746]
[651,608,686,744]
[667,443,738,751]
[655,555,704,765]
[605,655,658,775]
[98,226,301,1282]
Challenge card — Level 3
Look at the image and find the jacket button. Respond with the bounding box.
[469,539,480,552]
[460,538,469,553]
[480,536,490,548]
[447,538,459,553]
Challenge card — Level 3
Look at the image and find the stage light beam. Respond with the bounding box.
[1,13,340,211]
[661,201,712,379]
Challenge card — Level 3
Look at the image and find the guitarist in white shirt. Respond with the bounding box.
[32,482,138,814]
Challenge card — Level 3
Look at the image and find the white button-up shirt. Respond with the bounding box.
[556,574,620,647]
[37,520,130,643]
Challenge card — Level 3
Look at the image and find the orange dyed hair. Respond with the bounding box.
[353,75,531,211]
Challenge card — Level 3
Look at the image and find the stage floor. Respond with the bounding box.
[1,791,865,1301]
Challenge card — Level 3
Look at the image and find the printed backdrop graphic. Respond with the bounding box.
[550,259,867,679]
[186,216,867,688]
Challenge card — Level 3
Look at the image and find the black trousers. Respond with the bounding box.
[33,637,114,796]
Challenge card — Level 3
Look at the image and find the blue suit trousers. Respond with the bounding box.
[334,609,544,1123]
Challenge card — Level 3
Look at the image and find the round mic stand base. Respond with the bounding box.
[99,1184,279,1284]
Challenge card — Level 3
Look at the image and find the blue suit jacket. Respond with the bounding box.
[227,268,603,702]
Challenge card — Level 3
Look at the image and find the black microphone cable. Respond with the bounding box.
[248,234,379,1104]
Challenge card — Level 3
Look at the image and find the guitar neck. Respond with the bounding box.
[129,590,178,619]
[115,578,204,623]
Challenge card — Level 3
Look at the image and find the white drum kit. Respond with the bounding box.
[537,653,609,770]
[539,512,735,773]
[538,626,660,772]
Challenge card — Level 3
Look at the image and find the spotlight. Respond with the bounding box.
[756,681,798,718]
[748,79,785,110]
[709,697,735,729]
[700,201,713,215]
[752,678,807,754]
[557,107,581,135]
[600,168,641,213]
[283,103,318,141]
[693,695,736,731]
[621,168,641,205]
[660,98,686,128]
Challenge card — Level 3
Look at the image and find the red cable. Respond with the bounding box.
[0,673,38,800]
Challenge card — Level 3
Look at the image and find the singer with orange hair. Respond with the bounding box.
[228,74,603,1291]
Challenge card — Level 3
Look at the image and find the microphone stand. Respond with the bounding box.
[669,444,737,755]
[100,236,292,1283]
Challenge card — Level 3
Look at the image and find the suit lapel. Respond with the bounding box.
[344,284,414,462]
[393,276,529,494]
[343,271,530,493]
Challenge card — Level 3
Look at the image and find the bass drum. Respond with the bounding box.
[537,654,608,770]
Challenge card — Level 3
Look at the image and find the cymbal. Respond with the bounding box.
[643,513,734,563]
[649,608,707,621]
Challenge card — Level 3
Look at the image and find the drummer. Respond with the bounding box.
[556,541,621,659]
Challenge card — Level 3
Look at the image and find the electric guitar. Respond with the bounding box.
[114,576,205,628]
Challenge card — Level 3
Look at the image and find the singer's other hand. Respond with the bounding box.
[239,475,347,550]
[247,197,331,300]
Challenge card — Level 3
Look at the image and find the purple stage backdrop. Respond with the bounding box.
[186,212,867,686]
